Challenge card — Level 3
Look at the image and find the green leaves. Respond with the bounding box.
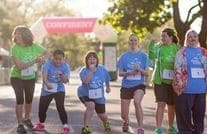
[102,0,171,38]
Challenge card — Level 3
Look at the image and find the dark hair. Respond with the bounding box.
[12,25,34,46]
[162,28,179,44]
[85,51,99,68]
[53,49,65,57]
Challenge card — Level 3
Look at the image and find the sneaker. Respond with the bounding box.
[168,126,178,134]
[32,123,45,131]
[17,124,27,134]
[155,128,163,134]
[137,128,144,134]
[122,122,129,132]
[23,119,33,129]
[62,127,70,134]
[82,126,92,134]
[103,121,111,132]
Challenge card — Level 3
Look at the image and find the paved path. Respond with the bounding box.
[0,72,206,134]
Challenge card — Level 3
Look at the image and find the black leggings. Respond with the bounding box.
[38,92,68,124]
[10,78,35,104]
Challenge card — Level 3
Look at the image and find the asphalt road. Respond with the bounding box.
[0,72,206,134]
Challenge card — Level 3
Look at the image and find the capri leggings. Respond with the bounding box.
[38,92,68,124]
[10,78,35,104]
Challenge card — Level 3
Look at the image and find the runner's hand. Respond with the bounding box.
[106,87,111,93]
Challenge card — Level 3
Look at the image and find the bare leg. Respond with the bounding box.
[16,104,24,124]
[97,113,108,123]
[167,104,175,127]
[156,102,166,128]
[121,99,131,123]
[24,103,32,119]
[133,90,144,128]
[83,102,95,127]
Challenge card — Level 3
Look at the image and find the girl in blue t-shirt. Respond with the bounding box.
[33,50,71,134]
[174,30,207,133]
[117,34,149,133]
[77,51,111,134]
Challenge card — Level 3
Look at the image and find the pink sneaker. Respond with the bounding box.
[32,123,45,131]
[62,127,70,134]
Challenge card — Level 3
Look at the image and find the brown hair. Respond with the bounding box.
[12,25,34,46]
[162,28,179,44]
[85,51,99,68]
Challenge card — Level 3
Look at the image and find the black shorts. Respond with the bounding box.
[79,96,105,114]
[154,83,175,105]
[120,84,146,99]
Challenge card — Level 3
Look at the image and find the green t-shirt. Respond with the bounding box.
[152,43,179,84]
[148,41,159,65]
[10,43,45,80]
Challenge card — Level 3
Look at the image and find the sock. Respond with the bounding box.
[63,124,69,128]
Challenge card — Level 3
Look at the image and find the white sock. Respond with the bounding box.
[63,124,69,128]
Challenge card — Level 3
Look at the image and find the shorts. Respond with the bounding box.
[120,84,146,99]
[154,83,175,105]
[10,78,35,104]
[79,96,105,114]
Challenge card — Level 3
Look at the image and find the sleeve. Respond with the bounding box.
[63,63,70,79]
[42,62,49,74]
[148,42,158,61]
[79,67,87,82]
[34,43,45,55]
[11,45,18,58]
[102,66,111,82]
[117,54,124,71]
[144,54,150,69]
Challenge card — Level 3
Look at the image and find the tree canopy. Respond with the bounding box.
[103,0,207,47]
[0,0,99,69]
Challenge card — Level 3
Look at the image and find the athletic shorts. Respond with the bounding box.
[79,96,105,114]
[154,83,175,105]
[120,84,146,99]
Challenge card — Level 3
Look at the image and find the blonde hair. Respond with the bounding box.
[129,33,139,41]
[184,29,199,47]
[12,25,34,46]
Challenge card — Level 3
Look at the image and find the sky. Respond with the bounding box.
[65,0,112,18]
[65,0,201,31]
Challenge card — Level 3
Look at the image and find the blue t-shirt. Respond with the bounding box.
[77,65,111,104]
[117,50,149,88]
[41,60,70,96]
[184,47,207,94]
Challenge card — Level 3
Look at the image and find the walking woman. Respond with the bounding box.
[117,34,149,134]
[150,28,179,134]
[10,25,47,133]
[173,30,207,134]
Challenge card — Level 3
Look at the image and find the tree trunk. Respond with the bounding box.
[172,1,190,46]
[199,0,207,48]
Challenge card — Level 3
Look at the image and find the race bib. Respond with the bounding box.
[126,75,141,80]
[162,69,173,80]
[21,66,34,76]
[126,70,141,80]
[191,68,205,78]
[89,88,102,99]
[44,83,58,93]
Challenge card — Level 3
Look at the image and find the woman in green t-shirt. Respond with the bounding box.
[10,26,48,134]
[150,28,179,134]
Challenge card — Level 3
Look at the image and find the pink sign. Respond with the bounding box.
[42,17,97,34]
